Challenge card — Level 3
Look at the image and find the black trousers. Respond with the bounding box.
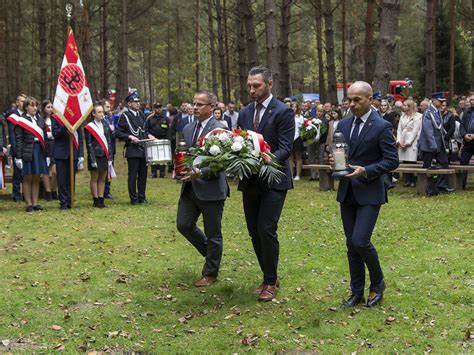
[176,183,225,277]
[242,181,287,285]
[56,158,77,208]
[127,157,148,202]
[460,143,474,189]
[12,163,23,200]
[422,149,449,194]
[340,184,383,296]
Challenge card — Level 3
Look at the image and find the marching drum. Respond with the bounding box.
[144,139,172,165]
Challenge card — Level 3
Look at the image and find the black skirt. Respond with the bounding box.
[292,137,304,153]
[88,155,108,172]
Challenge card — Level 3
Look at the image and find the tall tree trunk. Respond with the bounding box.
[215,0,229,102]
[471,0,474,91]
[175,3,183,98]
[166,10,172,103]
[116,0,128,104]
[223,0,231,101]
[264,0,280,98]
[81,0,96,99]
[242,0,258,68]
[148,43,153,103]
[448,0,455,101]
[195,0,201,92]
[38,0,47,100]
[425,0,436,97]
[373,0,401,95]
[207,0,218,94]
[323,0,338,104]
[236,1,249,104]
[279,0,292,98]
[364,0,376,83]
[341,0,347,98]
[0,0,7,109]
[101,0,108,99]
[314,0,327,102]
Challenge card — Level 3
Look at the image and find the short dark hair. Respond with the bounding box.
[23,96,38,111]
[248,66,273,83]
[195,90,217,105]
[98,99,110,106]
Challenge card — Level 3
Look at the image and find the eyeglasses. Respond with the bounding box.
[193,102,211,107]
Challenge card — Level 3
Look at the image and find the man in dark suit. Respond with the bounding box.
[116,92,150,205]
[330,81,399,308]
[52,117,85,210]
[176,90,229,287]
[237,66,294,301]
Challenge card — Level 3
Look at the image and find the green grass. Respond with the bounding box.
[0,152,473,353]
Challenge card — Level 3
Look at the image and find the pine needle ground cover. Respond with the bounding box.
[0,155,472,353]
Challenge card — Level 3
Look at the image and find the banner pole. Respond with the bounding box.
[70,138,75,209]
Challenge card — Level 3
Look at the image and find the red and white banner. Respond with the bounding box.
[15,117,46,149]
[52,114,79,151]
[84,122,109,160]
[52,29,93,133]
[0,157,5,189]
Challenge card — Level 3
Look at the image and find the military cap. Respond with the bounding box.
[372,91,382,101]
[430,92,446,101]
[125,91,140,102]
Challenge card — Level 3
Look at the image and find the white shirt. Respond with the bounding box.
[196,116,212,138]
[254,94,273,123]
[294,114,304,140]
[350,109,371,138]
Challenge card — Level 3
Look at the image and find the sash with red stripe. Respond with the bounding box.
[84,122,109,160]
[52,114,79,151]
[0,156,5,189]
[6,113,21,125]
[16,116,46,149]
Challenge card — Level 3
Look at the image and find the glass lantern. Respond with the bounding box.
[331,130,350,180]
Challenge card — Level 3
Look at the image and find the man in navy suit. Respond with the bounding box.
[176,90,229,287]
[330,81,399,308]
[237,66,294,301]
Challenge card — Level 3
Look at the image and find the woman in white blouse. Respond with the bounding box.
[290,102,305,180]
[396,99,422,187]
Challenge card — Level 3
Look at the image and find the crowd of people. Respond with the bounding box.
[0,88,473,211]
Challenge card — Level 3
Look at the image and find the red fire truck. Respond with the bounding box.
[337,79,413,103]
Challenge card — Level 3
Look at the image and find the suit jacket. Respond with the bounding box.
[419,104,444,153]
[84,120,113,165]
[237,97,295,191]
[181,117,229,201]
[116,109,148,158]
[52,118,84,160]
[336,109,399,206]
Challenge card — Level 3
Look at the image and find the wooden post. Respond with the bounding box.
[69,137,75,208]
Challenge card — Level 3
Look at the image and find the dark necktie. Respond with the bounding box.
[350,117,362,147]
[253,103,263,131]
[192,122,201,146]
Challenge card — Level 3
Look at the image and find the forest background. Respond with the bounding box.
[0,0,472,109]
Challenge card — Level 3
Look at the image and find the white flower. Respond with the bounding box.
[313,118,322,124]
[209,145,221,156]
[231,142,243,152]
[234,135,244,143]
[218,133,230,143]
[305,126,313,131]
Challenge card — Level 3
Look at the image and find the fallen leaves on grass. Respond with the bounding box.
[384,316,396,325]
[116,273,129,284]
[48,325,62,331]
[241,334,258,346]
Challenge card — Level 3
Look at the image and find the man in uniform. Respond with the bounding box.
[418,93,454,196]
[145,102,170,178]
[116,92,150,204]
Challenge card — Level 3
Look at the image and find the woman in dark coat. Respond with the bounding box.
[14,96,48,212]
[84,104,113,208]
[41,100,58,200]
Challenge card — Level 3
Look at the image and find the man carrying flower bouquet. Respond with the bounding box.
[237,66,294,301]
[176,90,230,287]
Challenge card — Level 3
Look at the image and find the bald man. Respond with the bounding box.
[330,81,399,308]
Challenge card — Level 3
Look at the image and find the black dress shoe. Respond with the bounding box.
[33,205,45,211]
[25,205,34,212]
[60,204,70,210]
[367,281,385,307]
[341,294,365,308]
[131,200,139,205]
[138,199,148,204]
[439,187,454,193]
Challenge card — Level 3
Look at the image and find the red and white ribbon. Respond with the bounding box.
[84,122,109,159]
[246,130,270,154]
[15,116,46,149]
[6,113,21,125]
[52,114,79,151]
[0,156,4,189]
